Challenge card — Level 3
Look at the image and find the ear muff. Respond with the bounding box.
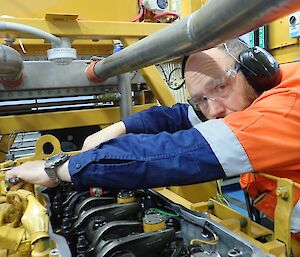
[239,46,282,92]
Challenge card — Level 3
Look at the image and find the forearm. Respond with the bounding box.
[81,121,126,151]
[68,128,227,190]
[57,161,71,182]
[123,104,198,134]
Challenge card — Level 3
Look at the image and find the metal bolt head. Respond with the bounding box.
[276,186,289,200]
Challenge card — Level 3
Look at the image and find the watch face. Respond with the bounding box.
[45,153,69,185]
[49,153,69,165]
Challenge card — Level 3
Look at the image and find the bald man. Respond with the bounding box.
[6,39,300,240]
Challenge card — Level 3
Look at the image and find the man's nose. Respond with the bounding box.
[207,99,227,118]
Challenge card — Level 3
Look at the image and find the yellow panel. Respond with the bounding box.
[269,17,298,49]
[0,0,138,21]
[180,0,207,17]
[269,16,300,63]
[271,44,300,64]
[0,104,156,134]
[0,18,168,40]
[168,182,217,203]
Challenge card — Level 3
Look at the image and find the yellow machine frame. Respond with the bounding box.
[0,1,299,256]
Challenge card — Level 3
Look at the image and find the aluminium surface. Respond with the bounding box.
[0,60,145,100]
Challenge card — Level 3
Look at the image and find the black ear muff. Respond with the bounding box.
[239,46,282,92]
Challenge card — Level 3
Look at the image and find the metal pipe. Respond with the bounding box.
[0,44,23,81]
[118,73,133,119]
[91,0,300,81]
[0,21,61,47]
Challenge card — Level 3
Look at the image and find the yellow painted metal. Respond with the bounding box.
[209,199,252,235]
[274,178,294,256]
[168,182,217,203]
[121,37,175,107]
[0,133,17,162]
[180,0,207,17]
[31,238,51,257]
[143,219,166,232]
[0,226,25,251]
[155,187,201,210]
[269,17,298,49]
[139,66,176,106]
[0,18,168,41]
[29,135,62,160]
[156,186,289,256]
[0,0,138,21]
[11,190,49,243]
[262,241,287,257]
[269,16,300,63]
[292,239,300,257]
[270,44,300,64]
[0,104,156,134]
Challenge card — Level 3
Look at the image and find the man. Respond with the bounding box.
[6,39,300,240]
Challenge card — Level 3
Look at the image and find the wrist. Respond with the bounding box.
[44,153,70,185]
[56,161,71,182]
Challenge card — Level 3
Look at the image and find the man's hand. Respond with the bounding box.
[5,160,58,188]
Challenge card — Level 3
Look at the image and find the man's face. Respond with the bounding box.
[185,48,257,119]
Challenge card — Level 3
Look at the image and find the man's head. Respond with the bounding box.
[184,39,259,119]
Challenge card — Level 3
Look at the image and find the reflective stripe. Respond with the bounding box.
[291,199,300,233]
[194,119,253,176]
[188,105,202,126]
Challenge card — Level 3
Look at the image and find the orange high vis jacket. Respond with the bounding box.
[224,62,300,232]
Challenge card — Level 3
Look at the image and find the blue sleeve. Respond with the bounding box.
[68,128,226,190]
[123,103,193,134]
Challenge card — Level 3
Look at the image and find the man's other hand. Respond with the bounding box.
[5,161,58,188]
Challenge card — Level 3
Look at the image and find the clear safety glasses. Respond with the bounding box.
[187,65,240,111]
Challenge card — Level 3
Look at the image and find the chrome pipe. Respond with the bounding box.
[118,73,133,119]
[0,45,23,81]
[93,0,300,81]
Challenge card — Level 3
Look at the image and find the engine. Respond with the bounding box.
[42,184,273,257]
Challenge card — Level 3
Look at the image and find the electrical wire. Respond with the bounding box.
[216,180,230,206]
[154,11,180,22]
[131,0,144,22]
[190,226,219,246]
[168,67,185,90]
[157,64,185,90]
[149,208,179,217]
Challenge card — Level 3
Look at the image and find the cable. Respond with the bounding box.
[154,11,180,22]
[216,179,230,206]
[168,67,185,90]
[190,226,219,246]
[157,65,185,90]
[149,208,179,217]
[131,0,145,22]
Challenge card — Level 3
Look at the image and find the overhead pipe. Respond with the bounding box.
[87,0,300,82]
[0,21,61,47]
[0,44,23,87]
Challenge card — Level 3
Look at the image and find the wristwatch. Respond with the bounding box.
[44,153,70,185]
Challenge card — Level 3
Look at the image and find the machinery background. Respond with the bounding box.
[0,0,300,256]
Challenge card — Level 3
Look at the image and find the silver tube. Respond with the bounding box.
[93,0,300,80]
[118,73,132,119]
[0,45,23,81]
[0,21,61,47]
